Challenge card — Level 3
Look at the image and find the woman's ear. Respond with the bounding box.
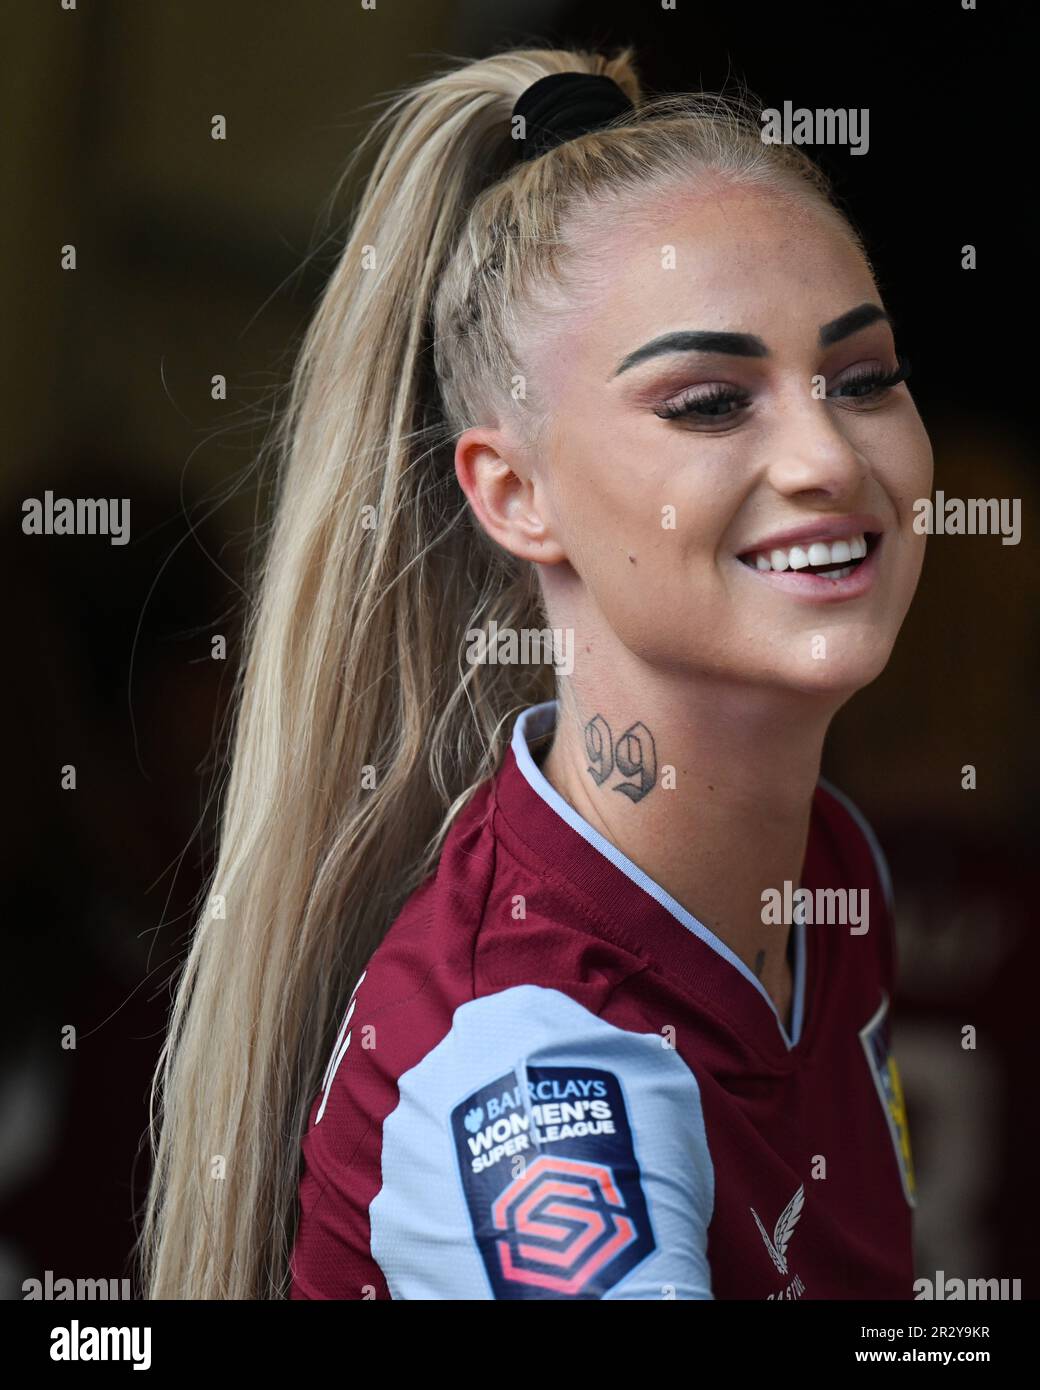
[454,426,568,565]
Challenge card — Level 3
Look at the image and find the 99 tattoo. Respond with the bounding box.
[584,715,658,803]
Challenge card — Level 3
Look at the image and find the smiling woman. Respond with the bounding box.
[138,45,929,1301]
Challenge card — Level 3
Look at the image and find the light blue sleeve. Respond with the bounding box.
[369,983,715,1299]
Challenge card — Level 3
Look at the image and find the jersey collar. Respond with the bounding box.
[498,699,811,1056]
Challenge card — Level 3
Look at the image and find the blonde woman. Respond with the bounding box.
[139,45,929,1301]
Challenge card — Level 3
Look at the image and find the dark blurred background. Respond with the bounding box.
[2,0,1035,1299]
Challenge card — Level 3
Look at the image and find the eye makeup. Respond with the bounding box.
[653,354,912,429]
[829,354,912,404]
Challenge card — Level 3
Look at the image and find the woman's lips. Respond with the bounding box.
[736,532,883,601]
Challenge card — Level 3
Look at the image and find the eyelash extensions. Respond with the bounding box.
[655,354,913,424]
[834,354,912,400]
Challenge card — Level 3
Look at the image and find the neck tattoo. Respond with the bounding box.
[583,714,658,803]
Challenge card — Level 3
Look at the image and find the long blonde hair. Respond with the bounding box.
[137,45,866,1299]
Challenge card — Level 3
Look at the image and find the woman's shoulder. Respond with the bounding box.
[357,766,643,1046]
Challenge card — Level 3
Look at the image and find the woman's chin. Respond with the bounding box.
[775,646,893,699]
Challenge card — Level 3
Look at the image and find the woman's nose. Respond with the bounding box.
[763,391,870,501]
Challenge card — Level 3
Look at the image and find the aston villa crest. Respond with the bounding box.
[860,991,917,1208]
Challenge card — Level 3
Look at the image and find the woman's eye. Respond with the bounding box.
[654,385,751,425]
[652,355,911,425]
[828,355,912,405]
[830,375,888,401]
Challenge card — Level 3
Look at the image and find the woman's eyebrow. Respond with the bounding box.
[612,330,767,376]
[611,303,893,377]
[818,302,892,347]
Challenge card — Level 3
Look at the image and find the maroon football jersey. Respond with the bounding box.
[290,700,915,1299]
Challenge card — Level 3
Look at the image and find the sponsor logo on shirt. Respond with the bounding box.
[451,1066,655,1298]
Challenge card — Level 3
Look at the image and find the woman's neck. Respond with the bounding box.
[539,676,836,1025]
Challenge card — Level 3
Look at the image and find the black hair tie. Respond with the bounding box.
[511,71,635,162]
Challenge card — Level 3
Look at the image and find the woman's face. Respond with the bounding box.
[520,181,933,698]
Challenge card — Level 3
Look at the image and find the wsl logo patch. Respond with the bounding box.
[859,992,917,1208]
[451,1066,655,1298]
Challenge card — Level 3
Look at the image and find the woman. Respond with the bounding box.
[138,45,930,1300]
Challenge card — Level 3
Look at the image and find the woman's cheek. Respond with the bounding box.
[890,409,934,511]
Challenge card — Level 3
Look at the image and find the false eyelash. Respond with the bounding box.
[833,354,912,396]
[654,382,751,421]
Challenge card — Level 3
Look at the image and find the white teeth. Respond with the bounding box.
[745,532,870,574]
